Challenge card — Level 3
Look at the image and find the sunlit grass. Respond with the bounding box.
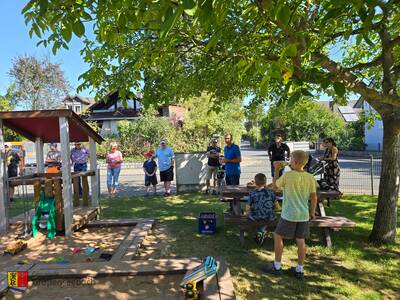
[10,193,400,299]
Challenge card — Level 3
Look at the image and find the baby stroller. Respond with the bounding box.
[305,154,330,190]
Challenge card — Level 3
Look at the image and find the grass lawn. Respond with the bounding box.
[8,193,400,299]
[98,193,400,300]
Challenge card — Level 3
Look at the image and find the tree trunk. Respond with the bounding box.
[369,116,400,244]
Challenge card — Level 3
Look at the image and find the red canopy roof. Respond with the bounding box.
[0,110,104,144]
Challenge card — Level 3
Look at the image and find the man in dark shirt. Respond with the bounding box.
[268,134,290,178]
[205,138,221,194]
[5,143,22,202]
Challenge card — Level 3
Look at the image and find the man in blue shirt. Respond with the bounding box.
[154,140,175,197]
[223,133,241,185]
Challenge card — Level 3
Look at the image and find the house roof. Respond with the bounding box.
[88,91,140,111]
[0,109,104,143]
[63,95,95,105]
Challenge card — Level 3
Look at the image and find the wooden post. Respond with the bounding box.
[89,137,99,207]
[82,175,89,206]
[59,116,73,236]
[53,178,64,231]
[72,177,80,207]
[35,137,44,173]
[0,119,8,234]
[33,180,41,208]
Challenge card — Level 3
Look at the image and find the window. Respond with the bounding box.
[75,105,81,113]
[67,105,73,110]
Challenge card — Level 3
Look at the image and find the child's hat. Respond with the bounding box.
[145,151,153,158]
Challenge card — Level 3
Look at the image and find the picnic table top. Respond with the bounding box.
[221,185,342,199]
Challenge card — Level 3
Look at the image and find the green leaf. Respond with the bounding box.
[160,6,183,39]
[205,34,219,51]
[72,20,85,37]
[363,33,374,46]
[260,75,269,97]
[21,0,35,14]
[323,8,342,22]
[288,90,301,106]
[333,82,346,97]
[277,5,291,27]
[284,44,297,57]
[301,88,313,96]
[52,42,58,55]
[183,0,196,9]
[61,24,72,42]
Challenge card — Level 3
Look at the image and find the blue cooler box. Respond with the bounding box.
[198,212,216,235]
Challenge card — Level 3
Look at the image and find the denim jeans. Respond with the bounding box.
[107,167,121,192]
[73,163,87,195]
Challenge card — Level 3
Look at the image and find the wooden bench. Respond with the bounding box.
[224,214,356,247]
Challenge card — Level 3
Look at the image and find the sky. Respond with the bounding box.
[0,1,92,96]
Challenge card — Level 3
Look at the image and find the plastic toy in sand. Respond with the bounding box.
[181,256,217,287]
[4,240,27,256]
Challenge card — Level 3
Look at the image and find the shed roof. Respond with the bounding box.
[0,110,104,144]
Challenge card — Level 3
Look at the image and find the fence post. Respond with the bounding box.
[370,154,374,196]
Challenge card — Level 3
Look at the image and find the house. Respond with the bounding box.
[354,99,383,151]
[317,100,361,123]
[84,91,186,136]
[60,95,95,114]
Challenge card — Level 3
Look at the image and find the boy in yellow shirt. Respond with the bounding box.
[264,150,317,279]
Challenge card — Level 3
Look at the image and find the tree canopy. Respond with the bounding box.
[9,55,70,110]
[23,0,400,243]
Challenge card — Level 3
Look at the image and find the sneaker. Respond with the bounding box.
[163,192,171,197]
[205,190,209,194]
[290,267,304,280]
[255,231,267,246]
[262,263,282,275]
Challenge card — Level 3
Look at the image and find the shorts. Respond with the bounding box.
[160,167,174,182]
[145,175,158,186]
[205,165,218,180]
[225,174,240,185]
[274,218,310,239]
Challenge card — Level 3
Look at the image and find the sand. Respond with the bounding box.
[0,225,132,269]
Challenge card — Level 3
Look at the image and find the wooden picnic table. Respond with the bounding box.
[221,185,344,246]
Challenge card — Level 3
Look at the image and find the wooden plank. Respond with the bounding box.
[72,177,80,207]
[33,181,41,208]
[53,178,64,231]
[89,137,99,207]
[28,259,201,280]
[111,221,154,261]
[203,258,236,300]
[71,171,95,179]
[318,202,332,247]
[0,119,8,234]
[59,116,73,237]
[35,137,44,173]
[85,219,154,228]
[0,109,72,119]
[82,175,89,206]
[71,207,100,231]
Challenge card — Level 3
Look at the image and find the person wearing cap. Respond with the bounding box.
[154,140,175,197]
[46,143,61,173]
[4,142,22,202]
[143,151,158,196]
[70,142,89,195]
[205,138,221,195]
[268,134,290,179]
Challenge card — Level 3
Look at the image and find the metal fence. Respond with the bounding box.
[239,153,382,196]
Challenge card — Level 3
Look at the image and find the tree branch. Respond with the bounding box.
[343,56,383,71]
[312,52,400,113]
[321,22,381,46]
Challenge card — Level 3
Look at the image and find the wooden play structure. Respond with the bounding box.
[0,110,104,236]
